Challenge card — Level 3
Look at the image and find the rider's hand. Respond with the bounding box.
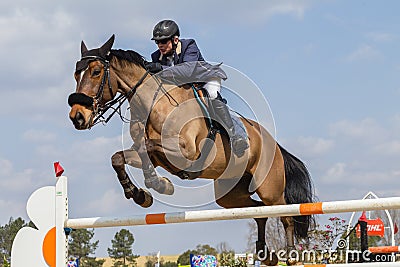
[145,62,163,74]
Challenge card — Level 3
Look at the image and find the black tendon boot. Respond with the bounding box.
[212,98,249,157]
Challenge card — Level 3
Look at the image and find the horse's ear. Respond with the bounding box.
[81,41,88,55]
[99,34,115,58]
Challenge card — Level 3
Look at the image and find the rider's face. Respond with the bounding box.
[156,37,178,55]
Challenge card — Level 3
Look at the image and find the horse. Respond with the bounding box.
[68,35,314,265]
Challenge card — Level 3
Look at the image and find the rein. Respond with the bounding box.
[68,55,150,127]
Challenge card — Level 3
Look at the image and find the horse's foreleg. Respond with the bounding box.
[129,121,174,195]
[134,140,174,195]
[111,149,153,208]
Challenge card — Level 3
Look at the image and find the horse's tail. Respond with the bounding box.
[279,144,315,239]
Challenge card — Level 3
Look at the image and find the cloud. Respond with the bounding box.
[240,1,311,22]
[0,159,34,191]
[0,158,13,176]
[325,162,346,179]
[0,8,77,81]
[373,140,400,156]
[0,198,25,224]
[297,136,334,155]
[85,189,128,214]
[365,32,396,43]
[321,162,400,187]
[68,135,122,164]
[22,129,56,143]
[328,118,388,142]
[345,44,383,62]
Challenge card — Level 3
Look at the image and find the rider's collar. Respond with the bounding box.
[175,40,182,56]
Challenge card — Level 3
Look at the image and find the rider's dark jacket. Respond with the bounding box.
[151,39,204,67]
[151,38,226,86]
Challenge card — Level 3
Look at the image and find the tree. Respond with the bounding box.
[68,228,104,267]
[177,244,218,265]
[3,255,10,267]
[0,217,26,262]
[216,242,235,267]
[107,229,139,267]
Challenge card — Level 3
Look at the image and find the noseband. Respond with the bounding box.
[68,55,149,126]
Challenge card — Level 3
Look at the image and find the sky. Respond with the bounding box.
[1,0,400,258]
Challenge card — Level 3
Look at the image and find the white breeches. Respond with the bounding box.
[204,78,221,99]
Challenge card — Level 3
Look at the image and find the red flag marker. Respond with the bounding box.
[54,162,64,177]
[358,211,367,222]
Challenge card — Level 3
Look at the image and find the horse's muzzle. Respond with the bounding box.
[68,93,95,130]
[69,104,93,130]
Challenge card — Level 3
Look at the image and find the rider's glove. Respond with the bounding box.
[145,62,163,74]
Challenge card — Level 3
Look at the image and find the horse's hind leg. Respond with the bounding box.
[111,149,153,208]
[280,216,297,265]
[253,144,288,265]
[254,218,267,261]
[214,178,278,266]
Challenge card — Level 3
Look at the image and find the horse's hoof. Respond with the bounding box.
[139,189,153,208]
[262,251,278,266]
[158,177,174,195]
[145,176,174,195]
[132,188,153,208]
[286,258,297,266]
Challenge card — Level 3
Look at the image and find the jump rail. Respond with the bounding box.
[66,195,400,228]
[66,182,400,228]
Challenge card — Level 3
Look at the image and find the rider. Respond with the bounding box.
[146,19,249,157]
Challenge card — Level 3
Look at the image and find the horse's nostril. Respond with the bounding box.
[71,111,85,128]
[75,111,82,121]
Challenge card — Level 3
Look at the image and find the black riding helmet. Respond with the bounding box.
[151,20,180,41]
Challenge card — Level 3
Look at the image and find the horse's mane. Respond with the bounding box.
[110,49,146,68]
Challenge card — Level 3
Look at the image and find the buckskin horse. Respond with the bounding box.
[68,35,314,265]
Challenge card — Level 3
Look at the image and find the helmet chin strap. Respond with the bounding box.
[165,38,179,56]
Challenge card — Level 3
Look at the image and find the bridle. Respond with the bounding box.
[68,55,150,127]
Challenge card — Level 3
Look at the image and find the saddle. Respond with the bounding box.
[176,84,249,180]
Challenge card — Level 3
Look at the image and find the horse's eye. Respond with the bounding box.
[92,69,101,76]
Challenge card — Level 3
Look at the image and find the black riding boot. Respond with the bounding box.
[212,98,249,157]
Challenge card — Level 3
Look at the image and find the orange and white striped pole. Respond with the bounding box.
[64,183,400,229]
